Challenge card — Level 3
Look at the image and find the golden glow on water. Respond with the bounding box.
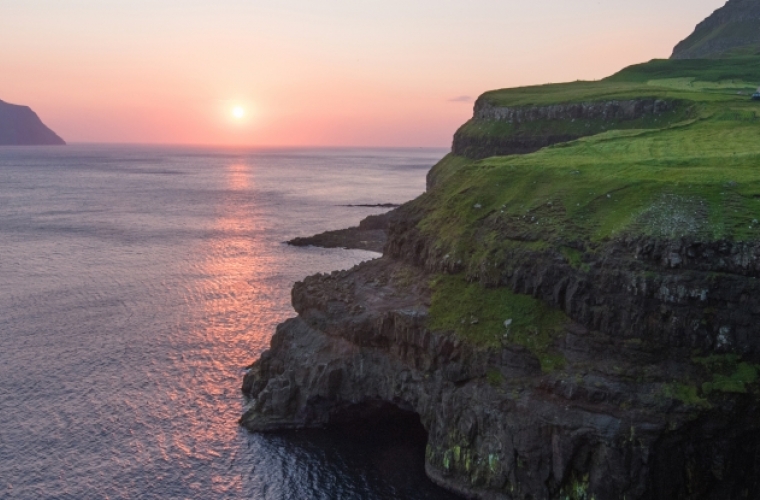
[0,147,445,499]
[165,159,288,496]
[227,162,250,190]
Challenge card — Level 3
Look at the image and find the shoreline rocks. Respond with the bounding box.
[286,210,393,253]
[241,256,760,499]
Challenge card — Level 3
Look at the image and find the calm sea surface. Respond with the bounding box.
[0,145,459,500]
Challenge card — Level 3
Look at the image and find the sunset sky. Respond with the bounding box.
[2,0,726,147]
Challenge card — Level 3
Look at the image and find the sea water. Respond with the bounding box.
[0,145,460,500]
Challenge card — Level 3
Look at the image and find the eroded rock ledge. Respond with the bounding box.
[452,99,676,160]
[241,253,760,499]
[286,211,392,253]
[473,99,672,124]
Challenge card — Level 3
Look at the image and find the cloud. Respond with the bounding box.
[448,95,473,103]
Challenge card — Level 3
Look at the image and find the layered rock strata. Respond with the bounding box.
[452,99,673,160]
[287,211,392,253]
[472,99,672,123]
[242,204,760,498]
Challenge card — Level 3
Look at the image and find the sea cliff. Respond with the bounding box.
[0,100,65,146]
[241,50,760,500]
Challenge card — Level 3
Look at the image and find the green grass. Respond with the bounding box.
[455,58,760,160]
[456,103,690,138]
[478,58,760,108]
[426,153,472,190]
[422,57,760,357]
[420,105,760,256]
[658,355,760,406]
[606,57,760,85]
[694,355,760,394]
[478,75,750,108]
[427,275,567,371]
[662,382,710,408]
[486,368,504,387]
[560,247,589,272]
[673,21,760,60]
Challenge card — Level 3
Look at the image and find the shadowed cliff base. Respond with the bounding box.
[262,402,462,499]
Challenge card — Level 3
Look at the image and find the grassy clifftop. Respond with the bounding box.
[480,57,760,107]
[438,57,760,246]
[412,57,760,357]
[453,58,760,160]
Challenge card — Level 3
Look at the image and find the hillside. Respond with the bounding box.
[451,57,760,160]
[0,100,65,145]
[433,57,760,253]
[672,0,760,59]
[242,40,760,500]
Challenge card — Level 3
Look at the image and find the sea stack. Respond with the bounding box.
[0,100,65,145]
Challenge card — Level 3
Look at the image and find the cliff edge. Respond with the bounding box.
[241,20,760,500]
[0,100,65,146]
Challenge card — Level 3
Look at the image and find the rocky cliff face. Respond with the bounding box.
[0,100,65,145]
[672,0,760,59]
[242,195,760,498]
[240,39,760,499]
[452,99,675,160]
[472,99,672,123]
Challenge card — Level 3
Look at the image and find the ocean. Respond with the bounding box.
[0,145,460,500]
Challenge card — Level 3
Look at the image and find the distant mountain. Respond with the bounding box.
[0,100,65,145]
[672,0,760,59]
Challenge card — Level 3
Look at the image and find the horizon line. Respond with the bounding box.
[55,142,453,150]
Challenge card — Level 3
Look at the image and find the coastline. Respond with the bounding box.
[286,210,393,253]
[242,54,760,498]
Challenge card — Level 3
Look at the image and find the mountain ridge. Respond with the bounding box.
[0,99,65,146]
[672,0,760,59]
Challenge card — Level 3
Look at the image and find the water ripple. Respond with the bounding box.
[0,145,455,500]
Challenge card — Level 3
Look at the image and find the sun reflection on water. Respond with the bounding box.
[164,160,290,496]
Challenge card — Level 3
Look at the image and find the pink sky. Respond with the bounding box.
[1,0,726,147]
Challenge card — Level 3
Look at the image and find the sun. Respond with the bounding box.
[232,106,245,119]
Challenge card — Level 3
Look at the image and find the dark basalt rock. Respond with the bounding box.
[452,99,673,160]
[241,253,760,499]
[287,211,393,253]
[243,173,760,498]
[451,133,579,161]
[240,9,760,496]
[386,202,760,357]
[0,100,65,146]
[241,102,760,498]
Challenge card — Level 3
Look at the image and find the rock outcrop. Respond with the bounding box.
[672,0,760,59]
[472,99,672,123]
[242,199,760,498]
[287,211,393,253]
[452,99,676,160]
[241,16,760,499]
[0,100,65,145]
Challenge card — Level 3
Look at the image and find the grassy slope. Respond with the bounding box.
[454,58,760,157]
[673,19,760,59]
[481,57,760,106]
[425,57,760,362]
